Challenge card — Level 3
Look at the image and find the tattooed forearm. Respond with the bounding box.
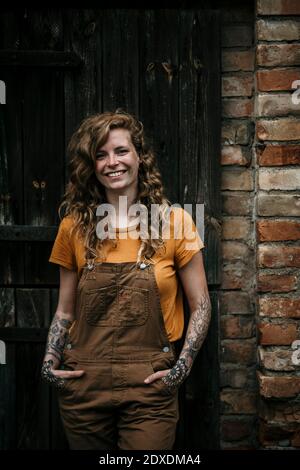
[44,314,73,363]
[41,313,73,388]
[162,292,211,390]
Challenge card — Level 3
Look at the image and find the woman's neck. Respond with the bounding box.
[104,188,140,228]
[105,188,139,214]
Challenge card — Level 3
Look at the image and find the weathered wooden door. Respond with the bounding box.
[0,8,221,449]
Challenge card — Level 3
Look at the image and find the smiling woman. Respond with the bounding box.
[42,109,211,451]
[94,128,140,197]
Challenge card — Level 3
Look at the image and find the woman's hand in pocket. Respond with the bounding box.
[41,359,85,390]
[144,368,171,385]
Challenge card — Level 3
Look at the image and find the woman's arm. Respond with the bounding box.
[41,266,84,388]
[145,251,211,390]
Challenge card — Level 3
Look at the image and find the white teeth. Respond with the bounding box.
[107,170,125,177]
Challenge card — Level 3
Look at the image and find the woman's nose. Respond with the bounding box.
[107,154,119,165]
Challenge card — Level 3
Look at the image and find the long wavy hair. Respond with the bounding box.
[58,109,172,265]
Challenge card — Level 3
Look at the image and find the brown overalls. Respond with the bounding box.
[58,260,180,450]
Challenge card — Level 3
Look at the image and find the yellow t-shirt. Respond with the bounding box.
[49,207,204,342]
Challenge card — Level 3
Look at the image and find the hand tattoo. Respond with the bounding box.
[162,292,211,391]
[41,359,65,390]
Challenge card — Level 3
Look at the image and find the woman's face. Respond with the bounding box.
[94,128,140,192]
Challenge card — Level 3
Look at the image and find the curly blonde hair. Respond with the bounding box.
[58,109,172,266]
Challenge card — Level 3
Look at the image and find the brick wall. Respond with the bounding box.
[255,0,300,450]
[220,0,300,450]
[220,0,257,449]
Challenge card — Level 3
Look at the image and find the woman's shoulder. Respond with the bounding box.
[57,215,78,241]
[59,214,76,229]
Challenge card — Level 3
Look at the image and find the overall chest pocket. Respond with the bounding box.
[84,285,149,326]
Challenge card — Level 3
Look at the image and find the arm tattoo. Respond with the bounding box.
[162,292,211,390]
[42,313,73,388]
[45,314,73,362]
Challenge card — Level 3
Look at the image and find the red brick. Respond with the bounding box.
[222,241,252,261]
[259,420,298,445]
[220,366,257,388]
[222,50,255,72]
[222,193,252,215]
[257,0,300,15]
[258,168,300,190]
[222,217,251,240]
[257,19,300,41]
[291,432,300,447]
[220,291,253,315]
[221,264,254,290]
[257,194,300,217]
[222,25,253,47]
[257,69,300,92]
[257,44,300,67]
[259,347,297,371]
[222,120,252,145]
[258,371,300,398]
[256,118,300,141]
[221,316,255,339]
[221,390,257,414]
[258,245,300,268]
[221,418,254,441]
[258,322,298,346]
[221,339,256,365]
[223,98,254,118]
[256,144,300,166]
[222,169,253,191]
[257,220,300,242]
[257,273,297,292]
[259,399,300,423]
[256,93,300,118]
[222,74,254,97]
[221,145,250,166]
[259,297,300,318]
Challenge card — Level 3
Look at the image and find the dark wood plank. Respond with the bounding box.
[0,71,23,225]
[0,288,15,327]
[185,291,220,449]
[25,242,60,285]
[0,225,57,241]
[139,10,180,204]
[102,9,139,115]
[15,288,50,327]
[0,327,48,342]
[0,50,82,67]
[0,242,25,284]
[63,9,98,183]
[0,343,16,449]
[0,68,25,283]
[16,342,50,449]
[15,288,50,449]
[178,9,222,286]
[23,69,64,226]
[18,8,64,52]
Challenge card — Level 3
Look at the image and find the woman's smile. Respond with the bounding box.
[105,169,127,178]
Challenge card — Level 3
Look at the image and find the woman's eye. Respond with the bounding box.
[96,154,105,159]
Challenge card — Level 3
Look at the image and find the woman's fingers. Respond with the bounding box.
[52,370,85,379]
[144,369,171,384]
